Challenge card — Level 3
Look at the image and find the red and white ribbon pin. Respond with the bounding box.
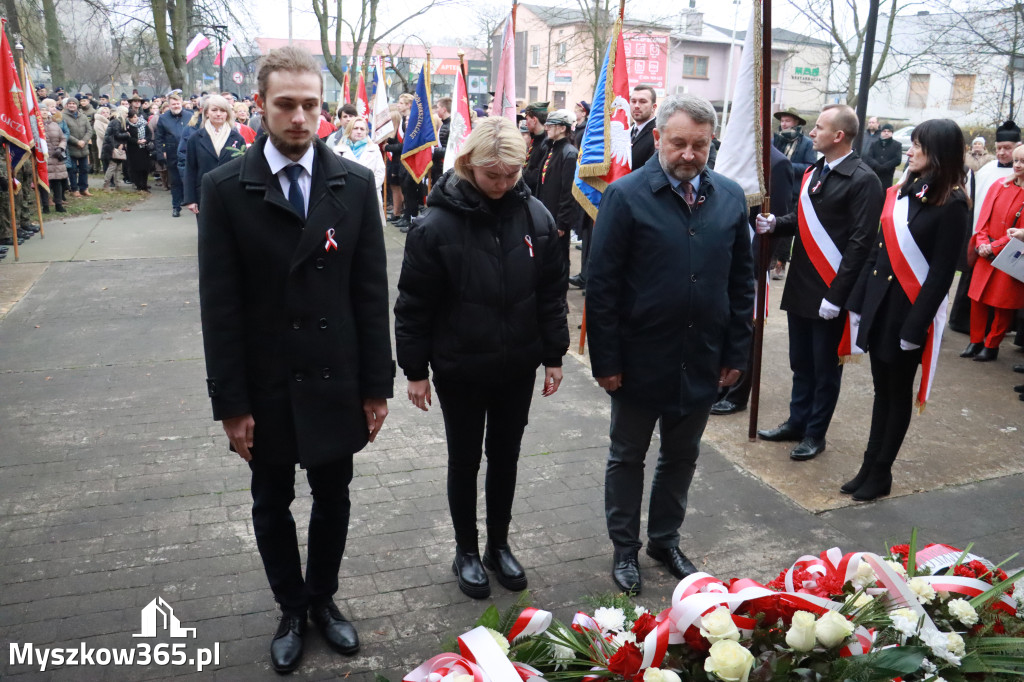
[524,235,534,257]
[324,228,338,252]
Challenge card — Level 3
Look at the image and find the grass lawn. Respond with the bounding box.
[43,181,153,218]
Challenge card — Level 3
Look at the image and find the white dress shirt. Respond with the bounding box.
[264,140,314,217]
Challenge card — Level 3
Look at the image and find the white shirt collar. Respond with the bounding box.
[632,117,654,133]
[263,140,315,178]
[825,150,853,170]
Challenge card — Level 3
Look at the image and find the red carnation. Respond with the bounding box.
[890,544,910,558]
[954,565,977,579]
[608,641,643,678]
[632,612,658,639]
[968,561,991,580]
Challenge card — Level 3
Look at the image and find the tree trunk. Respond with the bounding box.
[39,0,66,88]
[150,0,186,90]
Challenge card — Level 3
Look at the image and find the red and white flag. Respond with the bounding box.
[342,71,351,104]
[213,39,233,67]
[185,33,210,64]
[356,71,369,119]
[371,56,394,144]
[0,19,34,177]
[22,71,48,191]
[443,65,472,172]
[492,12,517,122]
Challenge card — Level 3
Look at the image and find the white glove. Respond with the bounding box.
[755,213,776,234]
[899,339,921,351]
[818,298,841,320]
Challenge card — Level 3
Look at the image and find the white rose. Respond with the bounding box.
[851,561,876,589]
[814,610,855,648]
[643,668,682,682]
[593,606,626,633]
[885,560,908,578]
[890,608,920,639]
[909,577,937,605]
[784,611,817,652]
[947,598,979,626]
[845,592,873,610]
[700,606,741,643]
[485,627,510,655]
[704,640,755,682]
[611,630,637,647]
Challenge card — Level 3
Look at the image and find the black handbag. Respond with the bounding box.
[54,146,67,162]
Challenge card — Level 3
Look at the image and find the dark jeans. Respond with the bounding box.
[249,458,353,616]
[433,372,536,553]
[47,179,66,207]
[605,396,709,553]
[167,165,183,209]
[786,312,846,439]
[68,156,89,192]
[866,349,922,466]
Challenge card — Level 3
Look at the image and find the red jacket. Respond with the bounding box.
[969,178,1024,309]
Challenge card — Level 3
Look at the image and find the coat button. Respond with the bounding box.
[689,228,696,236]
[879,241,883,248]
[873,270,878,276]
[690,274,697,282]
[294,371,305,382]
[321,367,331,380]
[681,362,687,370]
[887,275,893,281]
[688,321,694,328]
[319,317,328,329]
[315,258,325,270]
[292,317,302,330]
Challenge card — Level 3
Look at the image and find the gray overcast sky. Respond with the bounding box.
[251,0,812,49]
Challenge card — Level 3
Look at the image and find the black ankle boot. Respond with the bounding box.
[973,346,999,362]
[840,453,875,494]
[483,544,527,591]
[852,466,893,502]
[960,342,983,358]
[452,547,490,599]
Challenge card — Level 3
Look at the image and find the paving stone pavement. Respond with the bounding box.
[1,191,1021,681]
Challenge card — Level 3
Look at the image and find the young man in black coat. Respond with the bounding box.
[197,46,393,675]
[756,104,884,462]
[521,101,549,193]
[629,85,657,170]
[864,123,903,188]
[536,109,581,265]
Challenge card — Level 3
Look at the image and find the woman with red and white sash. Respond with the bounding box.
[845,120,969,502]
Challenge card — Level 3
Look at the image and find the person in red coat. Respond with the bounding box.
[964,145,1024,362]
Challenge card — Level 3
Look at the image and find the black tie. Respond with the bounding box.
[631,125,639,144]
[285,164,305,219]
[820,164,831,180]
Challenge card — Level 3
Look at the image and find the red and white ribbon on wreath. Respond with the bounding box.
[507,608,552,643]
[456,626,523,682]
[880,187,946,408]
[920,575,1017,615]
[403,652,486,682]
[797,168,864,359]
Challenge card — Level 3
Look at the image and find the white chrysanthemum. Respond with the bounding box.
[611,630,637,647]
[890,608,920,639]
[921,657,937,673]
[851,561,877,589]
[485,627,510,655]
[1013,580,1024,618]
[634,605,649,618]
[593,606,627,633]
[947,598,979,626]
[550,641,576,669]
[909,577,937,604]
[885,560,908,578]
[920,628,962,666]
[946,632,966,657]
[845,592,873,610]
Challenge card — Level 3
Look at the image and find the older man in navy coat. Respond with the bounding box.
[587,94,754,595]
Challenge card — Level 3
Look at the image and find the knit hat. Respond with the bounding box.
[880,123,894,132]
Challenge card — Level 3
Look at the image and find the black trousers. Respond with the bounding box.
[433,372,536,553]
[401,175,424,220]
[948,265,973,332]
[865,349,922,465]
[787,312,846,439]
[249,457,353,617]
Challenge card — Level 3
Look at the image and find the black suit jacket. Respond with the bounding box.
[630,120,655,171]
[774,153,884,319]
[198,137,394,467]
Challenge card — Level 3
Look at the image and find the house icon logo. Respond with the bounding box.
[132,597,197,638]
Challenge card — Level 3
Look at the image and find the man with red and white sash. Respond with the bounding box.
[755,104,884,461]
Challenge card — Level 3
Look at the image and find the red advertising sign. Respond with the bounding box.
[622,33,669,91]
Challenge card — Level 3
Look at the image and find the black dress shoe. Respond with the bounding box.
[790,436,826,461]
[172,207,181,217]
[612,550,641,594]
[392,217,411,228]
[483,544,528,591]
[710,399,746,415]
[310,601,359,655]
[452,547,490,599]
[1015,364,1024,374]
[757,420,803,442]
[270,614,306,674]
[645,545,698,580]
[960,342,983,358]
[1014,385,1024,393]
[973,346,999,362]
[568,274,586,289]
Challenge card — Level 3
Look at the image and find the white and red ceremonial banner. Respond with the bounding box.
[492,12,517,122]
[797,167,864,358]
[355,71,369,119]
[213,39,234,67]
[879,186,946,408]
[185,33,210,64]
[442,65,472,172]
[371,57,394,144]
[715,9,763,205]
[342,71,351,104]
[21,71,48,191]
[0,20,33,176]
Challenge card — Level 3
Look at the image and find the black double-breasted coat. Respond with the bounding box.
[774,154,885,319]
[198,137,394,468]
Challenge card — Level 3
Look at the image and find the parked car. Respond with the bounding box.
[892,125,915,153]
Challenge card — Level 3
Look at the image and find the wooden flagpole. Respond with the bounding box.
[748,0,772,441]
[425,48,433,197]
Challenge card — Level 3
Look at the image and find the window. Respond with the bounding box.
[553,90,566,109]
[528,86,538,102]
[949,74,976,111]
[682,55,709,78]
[770,59,780,83]
[530,45,539,68]
[906,74,930,108]
[557,42,567,64]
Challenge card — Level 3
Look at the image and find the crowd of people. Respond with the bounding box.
[7,43,1022,675]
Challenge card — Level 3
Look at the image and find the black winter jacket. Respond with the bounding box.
[864,137,904,189]
[394,171,569,384]
[536,137,581,234]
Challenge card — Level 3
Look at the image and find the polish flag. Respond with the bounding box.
[185,34,210,64]
[443,65,472,173]
[342,71,351,104]
[371,56,394,144]
[492,11,517,122]
[356,71,368,118]
[213,39,233,67]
